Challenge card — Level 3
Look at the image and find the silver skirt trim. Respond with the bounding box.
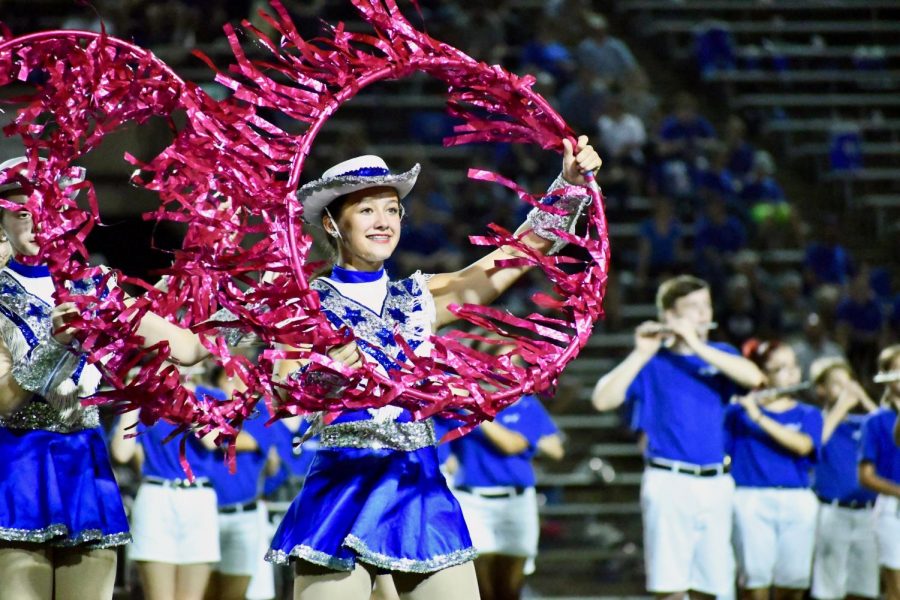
[345,534,476,573]
[265,545,354,570]
[0,524,131,549]
[319,419,436,452]
[264,537,476,574]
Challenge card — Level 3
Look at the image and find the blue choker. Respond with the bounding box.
[330,265,385,284]
[7,259,50,279]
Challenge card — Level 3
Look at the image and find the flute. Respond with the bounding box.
[732,381,812,403]
[641,322,718,335]
[874,371,900,384]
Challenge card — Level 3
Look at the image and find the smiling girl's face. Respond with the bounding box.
[325,186,402,272]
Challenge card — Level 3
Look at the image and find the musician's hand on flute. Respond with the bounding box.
[734,393,763,423]
[634,321,666,357]
[666,316,701,349]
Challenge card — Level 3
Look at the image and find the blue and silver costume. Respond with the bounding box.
[266,266,476,572]
[0,260,130,549]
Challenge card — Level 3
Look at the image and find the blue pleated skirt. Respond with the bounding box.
[266,444,475,573]
[0,427,131,548]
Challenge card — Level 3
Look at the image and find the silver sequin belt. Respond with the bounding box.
[318,419,436,451]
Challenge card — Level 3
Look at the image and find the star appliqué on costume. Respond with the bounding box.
[342,306,366,326]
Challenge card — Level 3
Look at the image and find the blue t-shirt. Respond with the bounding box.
[836,297,884,335]
[201,388,276,506]
[658,115,716,145]
[814,413,877,503]
[860,408,900,485]
[263,419,320,496]
[138,420,211,481]
[725,403,823,488]
[639,218,682,268]
[626,343,742,465]
[451,395,559,488]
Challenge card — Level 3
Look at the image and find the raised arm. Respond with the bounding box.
[859,461,900,497]
[736,395,815,456]
[668,318,765,389]
[478,419,529,456]
[592,321,661,411]
[427,136,601,329]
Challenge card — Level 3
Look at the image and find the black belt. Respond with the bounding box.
[456,486,527,499]
[647,458,730,477]
[143,476,213,489]
[818,496,874,510]
[219,500,259,514]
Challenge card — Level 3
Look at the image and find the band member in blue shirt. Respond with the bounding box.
[198,371,278,600]
[111,409,220,600]
[808,357,879,600]
[592,275,764,600]
[450,391,563,600]
[859,344,900,600]
[727,340,823,600]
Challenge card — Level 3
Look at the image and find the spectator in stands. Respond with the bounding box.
[619,69,661,132]
[575,12,639,86]
[773,271,810,338]
[809,357,879,600]
[597,93,647,202]
[803,214,855,289]
[791,312,847,381]
[635,198,685,294]
[718,274,764,348]
[859,345,900,600]
[592,275,764,600]
[836,270,886,382]
[740,151,794,246]
[693,21,736,79]
[723,116,755,181]
[655,92,717,167]
[693,196,746,293]
[696,143,739,211]
[519,21,574,87]
[557,64,608,140]
[727,340,823,600]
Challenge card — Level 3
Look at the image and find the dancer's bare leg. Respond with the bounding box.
[294,561,375,600]
[138,561,176,600]
[393,561,481,600]
[473,555,496,600]
[204,572,251,600]
[175,564,214,600]
[371,574,400,600]
[491,555,527,600]
[54,547,117,600]
[0,544,52,600]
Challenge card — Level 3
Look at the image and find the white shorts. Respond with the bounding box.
[811,501,879,599]
[129,483,220,564]
[216,504,263,576]
[454,486,539,558]
[641,468,735,596]
[733,487,818,589]
[874,494,900,570]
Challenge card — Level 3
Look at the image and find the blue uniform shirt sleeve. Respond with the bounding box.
[859,412,879,465]
[803,406,824,461]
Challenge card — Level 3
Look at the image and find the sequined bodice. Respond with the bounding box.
[0,266,100,432]
[309,271,436,450]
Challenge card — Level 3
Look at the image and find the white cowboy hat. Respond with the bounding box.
[297,155,419,226]
[0,156,86,194]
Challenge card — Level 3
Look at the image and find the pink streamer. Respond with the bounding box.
[0,0,610,455]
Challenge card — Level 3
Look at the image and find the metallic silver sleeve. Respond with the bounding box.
[11,337,79,396]
[525,173,592,255]
[209,307,245,346]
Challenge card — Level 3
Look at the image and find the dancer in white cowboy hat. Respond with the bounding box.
[266,136,601,600]
[0,156,231,600]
